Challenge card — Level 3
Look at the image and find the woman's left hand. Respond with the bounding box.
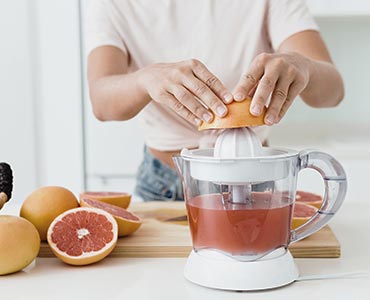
[233,52,311,125]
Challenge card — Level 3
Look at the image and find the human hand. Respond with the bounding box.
[137,59,233,126]
[233,52,310,125]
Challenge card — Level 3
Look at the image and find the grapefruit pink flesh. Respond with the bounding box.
[293,202,317,218]
[51,210,115,256]
[82,191,127,197]
[295,191,323,209]
[79,191,131,209]
[81,198,140,221]
[47,207,118,265]
[291,202,318,229]
[80,198,142,237]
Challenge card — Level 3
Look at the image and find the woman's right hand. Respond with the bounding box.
[137,59,233,126]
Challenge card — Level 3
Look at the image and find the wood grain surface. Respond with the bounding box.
[38,201,340,258]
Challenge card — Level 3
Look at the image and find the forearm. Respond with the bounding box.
[88,52,231,126]
[301,58,344,108]
[89,70,151,121]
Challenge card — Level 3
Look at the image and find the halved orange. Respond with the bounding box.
[296,190,323,209]
[80,198,142,237]
[198,98,266,131]
[47,207,118,266]
[291,202,318,229]
[79,191,131,209]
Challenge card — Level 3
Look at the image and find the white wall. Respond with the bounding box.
[34,0,84,193]
[278,16,370,126]
[0,0,84,204]
[0,1,38,204]
[318,16,370,125]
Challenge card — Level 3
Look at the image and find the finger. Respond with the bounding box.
[162,92,202,126]
[183,77,228,118]
[276,81,303,122]
[189,59,233,104]
[264,77,292,125]
[233,54,267,101]
[171,86,214,123]
[250,69,279,116]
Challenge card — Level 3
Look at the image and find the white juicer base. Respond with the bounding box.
[184,249,299,291]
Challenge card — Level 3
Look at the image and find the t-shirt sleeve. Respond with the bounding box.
[267,0,319,51]
[84,0,128,56]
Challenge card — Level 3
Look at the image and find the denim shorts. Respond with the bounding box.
[134,147,184,201]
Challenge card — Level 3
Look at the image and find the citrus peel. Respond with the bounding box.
[198,98,266,131]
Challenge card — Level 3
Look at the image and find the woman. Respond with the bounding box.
[85,0,344,201]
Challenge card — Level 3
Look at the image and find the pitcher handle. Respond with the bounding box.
[290,150,347,243]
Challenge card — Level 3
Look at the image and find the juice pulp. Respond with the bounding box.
[186,193,292,256]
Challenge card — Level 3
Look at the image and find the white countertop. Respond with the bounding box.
[1,198,370,300]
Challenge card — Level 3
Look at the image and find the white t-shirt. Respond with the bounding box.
[85,0,318,151]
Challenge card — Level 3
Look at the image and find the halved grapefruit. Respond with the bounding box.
[80,198,142,237]
[79,191,131,209]
[47,207,118,266]
[198,98,266,131]
[291,202,318,229]
[296,191,323,209]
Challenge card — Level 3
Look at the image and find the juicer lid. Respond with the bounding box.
[179,128,299,183]
[179,147,298,183]
[180,147,298,162]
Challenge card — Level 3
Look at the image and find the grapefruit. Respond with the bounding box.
[291,202,318,229]
[296,190,323,209]
[0,215,40,275]
[47,207,118,266]
[79,191,131,209]
[80,198,142,237]
[20,186,79,241]
[198,98,266,131]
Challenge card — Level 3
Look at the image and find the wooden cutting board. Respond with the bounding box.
[38,201,340,258]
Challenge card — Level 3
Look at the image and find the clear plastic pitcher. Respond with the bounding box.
[173,147,347,261]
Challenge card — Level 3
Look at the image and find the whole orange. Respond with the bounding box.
[20,186,79,241]
[0,215,40,275]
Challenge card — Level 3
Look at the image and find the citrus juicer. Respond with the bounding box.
[173,127,347,291]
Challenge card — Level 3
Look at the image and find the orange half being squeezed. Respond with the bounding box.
[198,98,266,131]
